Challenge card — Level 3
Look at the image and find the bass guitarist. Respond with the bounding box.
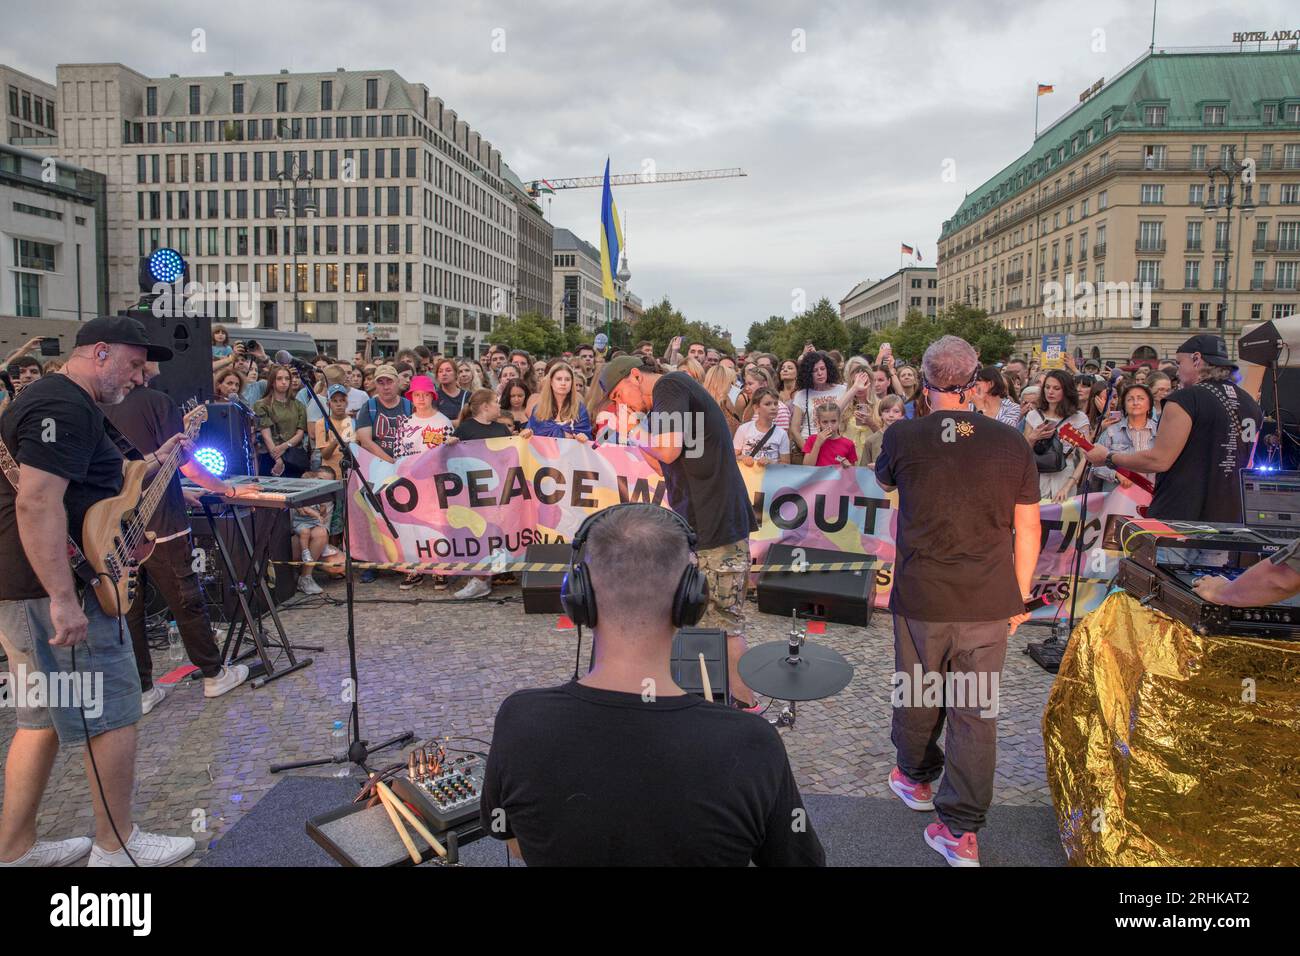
[0,316,197,868]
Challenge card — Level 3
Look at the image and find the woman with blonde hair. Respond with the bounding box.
[704,364,742,436]
[526,361,593,440]
[456,360,484,393]
[682,358,706,383]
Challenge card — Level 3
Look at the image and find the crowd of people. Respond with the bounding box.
[192,323,1256,605]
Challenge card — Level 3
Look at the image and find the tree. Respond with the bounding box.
[871,304,1015,365]
[632,296,688,354]
[772,298,849,359]
[745,315,788,354]
[487,312,565,357]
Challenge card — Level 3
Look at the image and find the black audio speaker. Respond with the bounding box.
[123,309,213,408]
[520,542,572,614]
[196,401,256,477]
[756,544,876,626]
[1260,366,1300,431]
[190,509,294,618]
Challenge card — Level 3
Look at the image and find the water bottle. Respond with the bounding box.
[331,720,349,776]
[167,622,183,662]
[1053,617,1072,645]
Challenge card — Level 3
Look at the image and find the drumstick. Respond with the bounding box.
[699,653,713,701]
[377,780,447,859]
[376,781,421,864]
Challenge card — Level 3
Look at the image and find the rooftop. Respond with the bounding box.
[941,47,1300,237]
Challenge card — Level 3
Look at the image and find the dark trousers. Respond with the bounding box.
[890,615,1007,835]
[126,534,223,690]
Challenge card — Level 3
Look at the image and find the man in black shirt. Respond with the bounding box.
[1084,334,1261,523]
[874,336,1041,867]
[102,364,251,716]
[601,356,760,707]
[0,316,197,868]
[480,504,823,866]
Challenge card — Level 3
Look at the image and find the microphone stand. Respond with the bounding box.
[271,363,413,776]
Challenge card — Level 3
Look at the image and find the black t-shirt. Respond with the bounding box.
[651,372,758,550]
[875,410,1039,622]
[453,418,513,441]
[1149,382,1262,523]
[0,375,126,600]
[101,386,188,540]
[436,387,468,423]
[480,681,825,867]
[355,397,409,458]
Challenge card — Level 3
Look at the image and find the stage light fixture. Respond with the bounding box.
[194,446,228,477]
[137,247,190,292]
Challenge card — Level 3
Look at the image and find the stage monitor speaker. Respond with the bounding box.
[520,543,572,614]
[757,544,876,626]
[1260,366,1300,432]
[196,401,256,477]
[122,309,213,408]
[191,509,294,619]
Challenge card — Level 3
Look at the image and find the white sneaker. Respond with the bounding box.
[140,685,166,715]
[203,664,250,699]
[301,548,313,563]
[321,545,340,557]
[297,575,323,595]
[453,577,492,600]
[0,836,92,867]
[87,826,195,868]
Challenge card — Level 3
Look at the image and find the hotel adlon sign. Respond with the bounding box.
[1232,29,1300,43]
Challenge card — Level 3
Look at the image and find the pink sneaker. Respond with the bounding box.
[888,767,935,811]
[924,822,979,867]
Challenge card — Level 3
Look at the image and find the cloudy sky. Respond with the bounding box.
[2,0,1293,340]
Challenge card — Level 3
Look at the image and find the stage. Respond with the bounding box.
[0,576,1065,866]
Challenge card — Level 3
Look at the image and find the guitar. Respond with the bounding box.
[83,401,207,615]
[1057,423,1157,496]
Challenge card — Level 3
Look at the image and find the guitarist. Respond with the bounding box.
[0,316,197,868]
[1082,335,1262,524]
[101,362,251,716]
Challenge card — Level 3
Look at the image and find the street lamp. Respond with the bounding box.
[274,155,317,332]
[1202,145,1256,336]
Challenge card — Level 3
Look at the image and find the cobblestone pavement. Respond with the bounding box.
[0,576,1059,863]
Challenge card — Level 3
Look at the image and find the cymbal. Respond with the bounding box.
[738,641,854,702]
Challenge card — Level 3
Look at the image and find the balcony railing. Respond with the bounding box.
[1254,239,1300,253]
[1005,269,1024,284]
[1186,240,1203,252]
[1184,280,1200,290]
[1250,278,1276,291]
[1136,239,1166,252]
[1134,277,1165,289]
[1093,243,1107,258]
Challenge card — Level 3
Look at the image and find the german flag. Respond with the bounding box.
[900,243,914,256]
[1037,84,1054,96]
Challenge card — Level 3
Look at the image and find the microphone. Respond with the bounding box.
[1023,594,1054,613]
[274,350,318,380]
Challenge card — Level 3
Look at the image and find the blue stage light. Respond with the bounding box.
[194,446,227,477]
[147,247,186,284]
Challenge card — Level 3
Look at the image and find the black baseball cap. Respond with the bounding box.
[1176,334,1234,367]
[75,315,173,362]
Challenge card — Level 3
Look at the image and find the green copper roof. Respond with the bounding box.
[942,49,1300,237]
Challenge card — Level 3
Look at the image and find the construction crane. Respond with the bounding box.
[527,167,746,198]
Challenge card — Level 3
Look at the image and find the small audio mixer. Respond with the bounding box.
[389,746,485,832]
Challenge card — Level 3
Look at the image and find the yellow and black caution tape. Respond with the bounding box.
[272,558,881,574]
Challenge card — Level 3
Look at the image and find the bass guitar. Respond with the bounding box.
[83,401,207,615]
[1058,422,1157,497]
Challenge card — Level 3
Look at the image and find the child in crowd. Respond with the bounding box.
[802,404,857,468]
[862,394,906,467]
[292,469,334,596]
[448,391,534,601]
[733,387,792,465]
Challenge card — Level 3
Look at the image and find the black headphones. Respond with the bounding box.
[560,503,708,629]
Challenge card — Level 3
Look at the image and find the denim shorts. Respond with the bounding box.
[0,592,142,744]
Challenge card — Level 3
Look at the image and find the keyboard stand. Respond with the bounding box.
[199,499,317,688]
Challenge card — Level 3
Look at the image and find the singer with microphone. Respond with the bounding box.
[873,336,1042,867]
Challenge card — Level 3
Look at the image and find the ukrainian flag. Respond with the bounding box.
[600,158,622,301]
